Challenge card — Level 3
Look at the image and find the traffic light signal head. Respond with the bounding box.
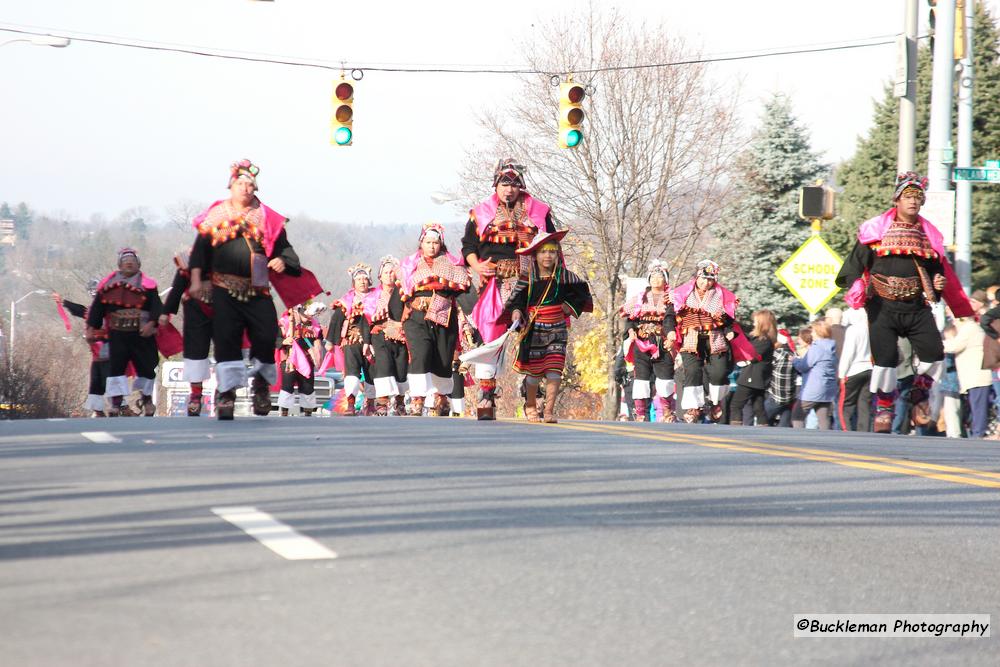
[799,185,836,220]
[558,81,585,149]
[332,79,354,146]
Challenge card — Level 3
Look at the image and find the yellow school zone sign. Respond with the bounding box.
[775,235,844,314]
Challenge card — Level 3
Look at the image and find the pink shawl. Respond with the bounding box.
[671,279,758,362]
[470,193,550,238]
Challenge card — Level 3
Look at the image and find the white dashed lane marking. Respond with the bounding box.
[211,506,337,561]
[81,431,123,444]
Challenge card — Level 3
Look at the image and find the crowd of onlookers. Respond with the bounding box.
[615,287,1000,439]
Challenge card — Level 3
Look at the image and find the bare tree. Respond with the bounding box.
[459,10,744,417]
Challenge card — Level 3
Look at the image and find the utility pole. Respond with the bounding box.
[954,0,974,291]
[897,0,918,172]
[927,0,956,191]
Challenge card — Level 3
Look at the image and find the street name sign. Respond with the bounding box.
[953,167,1000,183]
[775,235,844,315]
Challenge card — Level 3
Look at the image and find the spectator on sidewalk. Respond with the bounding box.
[793,319,838,430]
[837,308,872,432]
[944,291,993,438]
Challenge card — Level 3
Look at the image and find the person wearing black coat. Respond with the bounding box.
[728,309,777,426]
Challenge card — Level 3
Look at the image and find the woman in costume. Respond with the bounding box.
[400,223,472,416]
[326,264,377,416]
[619,260,677,422]
[369,256,409,416]
[278,304,323,416]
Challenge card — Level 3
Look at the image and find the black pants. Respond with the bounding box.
[865,299,944,367]
[281,347,315,395]
[342,343,371,381]
[89,359,111,395]
[633,344,674,382]
[403,309,458,380]
[680,350,730,388]
[182,298,213,359]
[372,333,408,383]
[729,385,766,424]
[841,370,872,432]
[212,288,278,364]
[108,330,158,379]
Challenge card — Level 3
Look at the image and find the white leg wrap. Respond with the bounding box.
[451,397,464,414]
[632,379,652,399]
[132,376,155,396]
[407,372,432,397]
[374,376,400,398]
[277,390,296,409]
[342,375,361,397]
[363,383,376,399]
[474,362,497,380]
[105,375,129,397]
[655,378,676,398]
[397,380,409,394]
[870,366,898,393]
[85,394,106,412]
[708,384,729,405]
[215,360,248,393]
[431,374,454,396]
[182,357,212,382]
[299,392,317,409]
[915,359,943,382]
[249,357,277,385]
[619,401,629,416]
[680,385,706,409]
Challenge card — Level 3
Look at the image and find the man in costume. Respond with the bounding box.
[620,260,677,422]
[369,256,409,416]
[160,251,215,416]
[188,159,315,420]
[53,280,111,417]
[463,158,556,420]
[671,259,756,423]
[400,222,472,416]
[86,248,162,417]
[326,264,377,416]
[504,229,593,423]
[278,304,323,416]
[835,171,974,433]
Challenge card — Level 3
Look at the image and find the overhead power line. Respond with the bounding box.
[0,24,907,77]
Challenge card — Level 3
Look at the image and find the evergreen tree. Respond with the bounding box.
[0,202,12,220]
[712,94,827,327]
[13,202,32,241]
[832,2,1000,287]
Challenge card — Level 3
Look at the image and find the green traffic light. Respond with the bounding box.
[566,129,582,147]
[334,127,352,146]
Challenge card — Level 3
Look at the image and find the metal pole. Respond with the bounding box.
[954,0,974,291]
[8,301,14,373]
[897,0,918,172]
[927,0,956,192]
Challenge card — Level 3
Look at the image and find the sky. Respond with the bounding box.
[1,0,997,227]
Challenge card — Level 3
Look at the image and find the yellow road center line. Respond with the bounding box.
[539,421,1000,490]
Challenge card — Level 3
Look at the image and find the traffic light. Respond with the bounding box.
[799,185,835,220]
[558,81,585,149]
[332,77,354,147]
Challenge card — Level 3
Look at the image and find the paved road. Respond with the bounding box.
[1,417,998,666]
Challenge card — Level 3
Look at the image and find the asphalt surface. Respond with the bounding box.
[1,416,998,666]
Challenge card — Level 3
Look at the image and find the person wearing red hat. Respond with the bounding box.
[503,229,592,423]
[187,159,310,420]
[463,159,557,420]
[400,223,473,416]
[85,248,162,416]
[765,328,798,427]
[619,260,677,422]
[835,171,975,433]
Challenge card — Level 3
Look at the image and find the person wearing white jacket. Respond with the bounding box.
[838,308,873,432]
[943,305,994,438]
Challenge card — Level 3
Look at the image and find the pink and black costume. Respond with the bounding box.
[278,307,322,415]
[370,256,410,415]
[326,264,377,415]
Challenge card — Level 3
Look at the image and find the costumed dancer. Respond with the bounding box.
[450,309,477,417]
[85,248,162,417]
[503,229,593,423]
[834,171,974,433]
[188,159,317,421]
[400,222,472,416]
[463,158,556,420]
[326,264,377,416]
[278,305,322,416]
[619,260,678,422]
[671,259,757,423]
[369,256,410,416]
[53,281,111,417]
[160,251,215,416]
